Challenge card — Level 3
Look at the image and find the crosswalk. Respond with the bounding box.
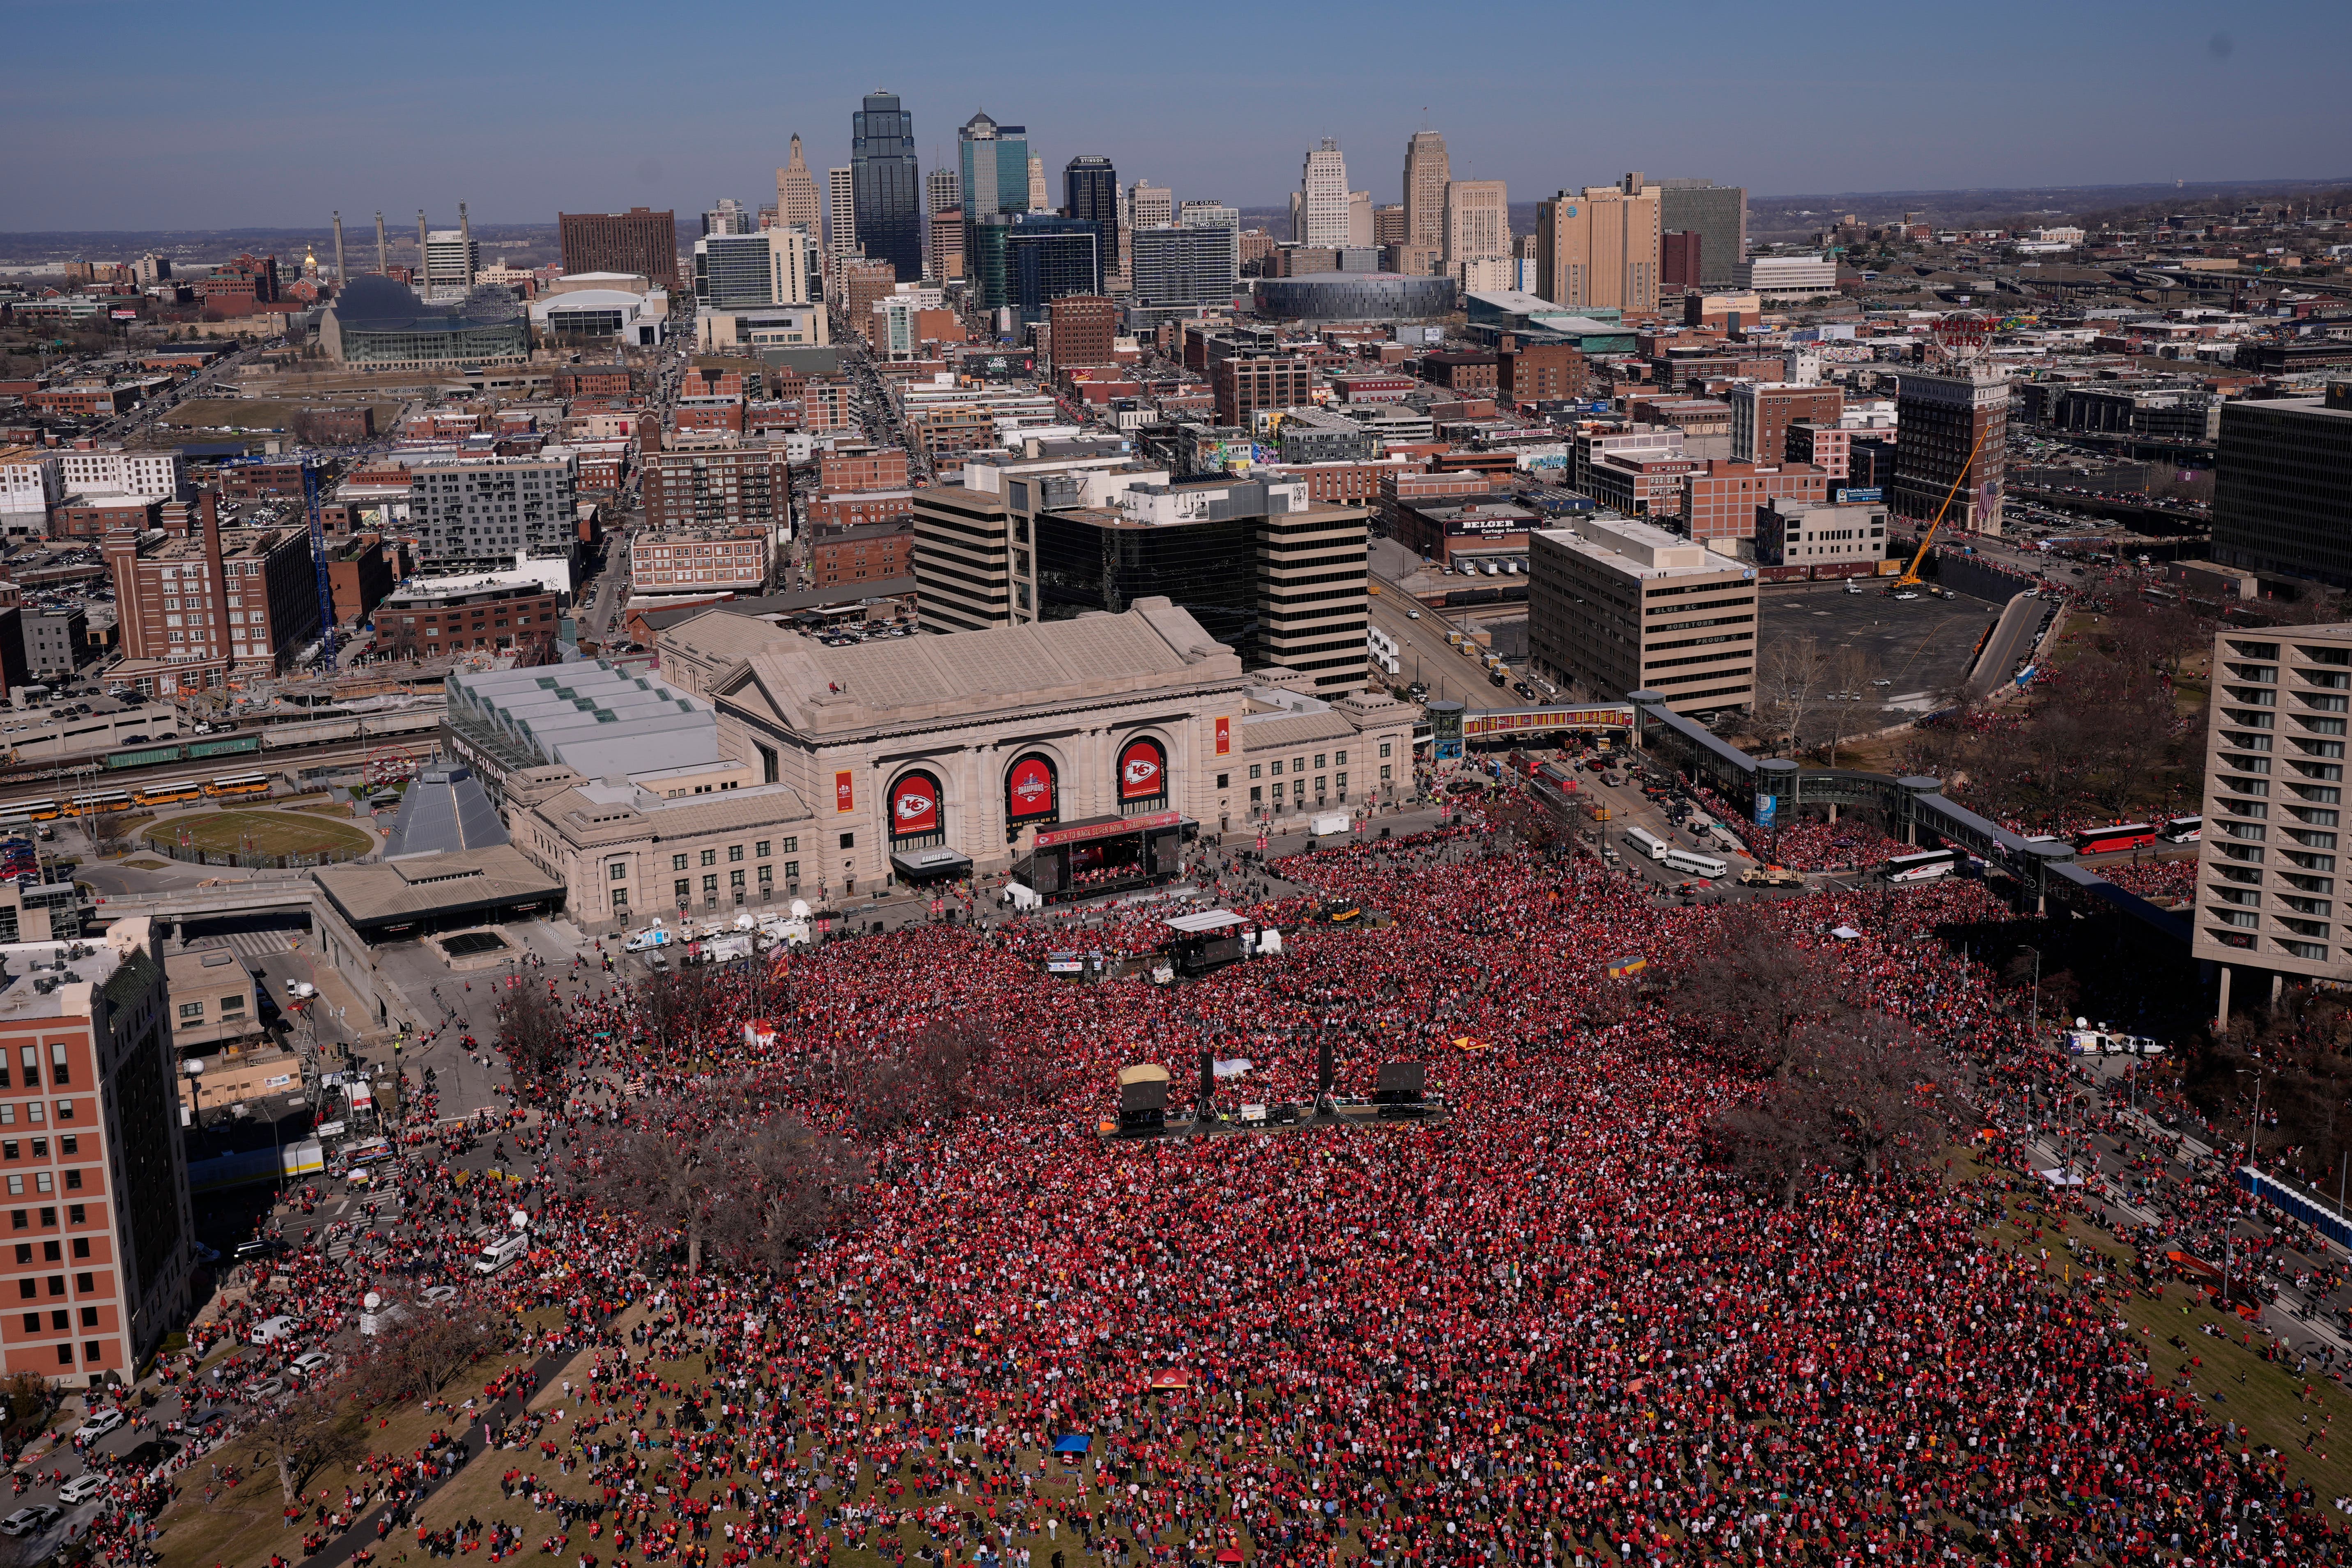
[182,929,304,962]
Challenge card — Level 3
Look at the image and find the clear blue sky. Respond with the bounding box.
[5,0,2347,231]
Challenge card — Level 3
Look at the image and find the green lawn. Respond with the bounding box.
[144,809,372,859]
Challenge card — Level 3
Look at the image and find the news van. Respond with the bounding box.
[1661,848,1728,879]
[1623,827,1669,861]
[473,1233,529,1276]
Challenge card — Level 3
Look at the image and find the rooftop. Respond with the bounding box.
[314,844,565,931]
[383,761,510,860]
[1539,517,1754,580]
[0,920,154,1023]
[447,662,717,781]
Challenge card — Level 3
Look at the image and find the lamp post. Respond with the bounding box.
[2020,945,2044,1024]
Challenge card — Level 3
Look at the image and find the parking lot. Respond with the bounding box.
[1759,580,2007,719]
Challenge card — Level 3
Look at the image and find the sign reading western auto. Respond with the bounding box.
[890,772,940,836]
[834,771,855,813]
[1032,810,1181,850]
[1006,755,1057,821]
[1118,737,1166,801]
[1461,706,1637,738]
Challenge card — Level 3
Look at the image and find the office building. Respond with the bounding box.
[1753,496,1888,571]
[927,206,965,285]
[632,528,773,597]
[1661,231,1702,292]
[377,572,563,662]
[1442,179,1509,278]
[1892,367,2007,535]
[1739,255,1838,301]
[958,112,1030,220]
[1402,131,1449,253]
[927,166,960,221]
[1064,156,1120,266]
[1298,139,1350,248]
[640,434,793,537]
[406,451,581,572]
[423,222,479,300]
[1729,384,1843,466]
[0,914,195,1384]
[702,198,753,236]
[1213,355,1312,427]
[2211,386,2352,586]
[1130,181,1174,230]
[1047,295,1117,373]
[827,166,858,284]
[693,229,820,310]
[1276,407,1379,464]
[914,446,1171,633]
[1681,459,1829,543]
[21,607,84,682]
[559,208,680,290]
[1536,175,1661,315]
[971,214,1101,326]
[1130,225,1240,317]
[1374,204,1407,249]
[776,137,823,236]
[1655,179,1747,290]
[2193,623,2352,1015]
[1179,201,1237,231]
[851,92,922,282]
[1529,516,1757,714]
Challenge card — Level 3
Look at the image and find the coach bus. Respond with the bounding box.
[2161,815,2203,843]
[132,778,204,809]
[2073,822,2158,855]
[204,772,271,799]
[1880,848,1961,884]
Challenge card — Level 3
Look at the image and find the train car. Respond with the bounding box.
[187,733,263,760]
[103,743,187,771]
[65,791,133,817]
[132,778,204,809]
[203,771,271,799]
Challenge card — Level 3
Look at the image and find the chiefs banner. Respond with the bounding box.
[834,771,855,813]
[1214,716,1231,757]
[1118,737,1165,801]
[891,772,941,836]
[1006,755,1057,821]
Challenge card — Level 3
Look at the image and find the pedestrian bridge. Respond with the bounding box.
[1628,691,2190,946]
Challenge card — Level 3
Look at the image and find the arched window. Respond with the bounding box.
[1005,752,1060,827]
[1116,735,1167,815]
[887,768,945,849]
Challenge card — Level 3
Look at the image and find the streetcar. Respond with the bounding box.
[131,778,204,809]
[203,772,271,799]
[1879,848,1962,884]
[2072,822,2158,855]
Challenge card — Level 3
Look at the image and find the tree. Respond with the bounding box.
[351,1299,508,1404]
[1755,635,1831,758]
[572,1090,730,1275]
[1819,644,1883,767]
[495,985,570,1100]
[1667,910,1850,1075]
[1786,1012,1957,1176]
[712,1113,870,1274]
[251,1380,371,1504]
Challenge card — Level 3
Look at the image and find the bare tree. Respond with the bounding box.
[712,1113,871,1274]
[250,1381,371,1504]
[1785,1012,1957,1176]
[495,985,570,1101]
[1667,910,1850,1075]
[1819,644,1883,767]
[572,1090,731,1275]
[1755,634,1831,758]
[351,1299,508,1404]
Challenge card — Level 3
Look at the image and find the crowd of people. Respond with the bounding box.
[79,781,2346,1568]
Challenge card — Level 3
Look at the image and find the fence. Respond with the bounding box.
[140,839,368,870]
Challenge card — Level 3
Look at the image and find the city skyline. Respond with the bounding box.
[3,0,2347,232]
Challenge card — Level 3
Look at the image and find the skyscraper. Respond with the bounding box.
[958,112,1030,220]
[1892,366,2008,535]
[852,91,922,282]
[1298,139,1350,249]
[1130,181,1174,230]
[827,166,858,275]
[702,197,752,236]
[925,166,963,282]
[970,214,1100,326]
[1535,174,1661,314]
[1443,180,1509,272]
[1027,157,1048,213]
[1655,179,1748,290]
[1401,131,1450,251]
[1064,156,1120,269]
[776,135,822,236]
[926,166,961,219]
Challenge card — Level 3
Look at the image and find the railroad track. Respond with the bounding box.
[0,735,400,810]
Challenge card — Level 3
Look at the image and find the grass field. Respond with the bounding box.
[155,398,401,434]
[144,808,372,859]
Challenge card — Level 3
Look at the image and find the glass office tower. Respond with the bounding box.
[958,112,1031,219]
[1063,155,1120,262]
[851,92,923,282]
[970,214,1102,326]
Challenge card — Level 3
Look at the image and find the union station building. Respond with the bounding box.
[477,598,1415,925]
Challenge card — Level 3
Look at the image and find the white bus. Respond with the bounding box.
[2160,815,2202,843]
[1880,848,1961,884]
[1624,827,1669,861]
[1662,848,1728,878]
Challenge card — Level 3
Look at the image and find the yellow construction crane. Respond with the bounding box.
[1892,425,1991,590]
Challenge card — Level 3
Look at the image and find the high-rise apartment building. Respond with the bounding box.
[559,209,679,289]
[958,112,1030,219]
[1529,516,1757,715]
[1130,181,1174,230]
[927,208,965,285]
[405,452,582,572]
[852,92,922,282]
[694,230,820,310]
[641,433,794,538]
[1064,156,1120,269]
[1891,367,2007,535]
[1536,175,1661,315]
[776,137,823,236]
[0,911,195,1386]
[1655,178,1748,290]
[1130,225,1240,317]
[2193,623,2352,1018]
[2210,385,2352,585]
[1298,139,1351,249]
[1442,179,1509,275]
[1402,131,1449,251]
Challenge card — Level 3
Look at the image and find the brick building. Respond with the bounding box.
[1728,383,1843,466]
[557,208,680,291]
[1213,356,1313,427]
[1785,420,1851,482]
[640,434,792,535]
[49,497,161,541]
[326,537,393,627]
[810,521,913,588]
[375,574,560,663]
[1583,451,1702,521]
[806,491,915,529]
[1495,338,1587,406]
[104,497,318,681]
[551,365,636,399]
[1418,351,1498,395]
[819,449,911,493]
[1678,460,1829,543]
[1046,295,1118,373]
[218,460,310,501]
[630,529,772,597]
[840,259,898,324]
[0,909,195,1385]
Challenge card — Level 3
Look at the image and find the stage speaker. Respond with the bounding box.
[1117,1064,1169,1132]
[1371,1060,1426,1106]
[1318,1038,1335,1100]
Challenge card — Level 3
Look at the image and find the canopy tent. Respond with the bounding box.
[1162,909,1253,934]
[1052,1433,1092,1454]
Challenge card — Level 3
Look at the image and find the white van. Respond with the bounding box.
[1663,848,1729,878]
[1623,827,1669,861]
[249,1314,299,1346]
[473,1233,528,1276]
